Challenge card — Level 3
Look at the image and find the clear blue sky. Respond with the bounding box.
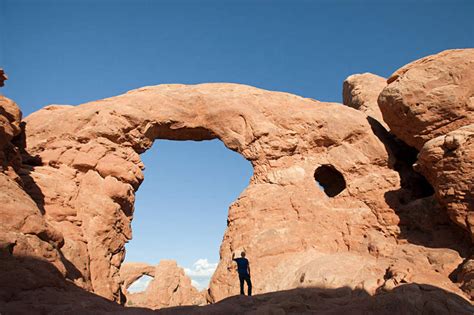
[1,0,473,289]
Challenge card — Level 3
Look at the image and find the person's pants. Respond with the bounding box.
[239,273,252,296]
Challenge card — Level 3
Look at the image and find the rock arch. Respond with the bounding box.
[120,263,156,292]
[20,83,469,303]
[119,261,205,308]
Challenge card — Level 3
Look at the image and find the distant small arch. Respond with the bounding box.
[314,165,346,197]
[127,275,154,293]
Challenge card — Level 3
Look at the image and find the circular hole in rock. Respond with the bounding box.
[314,165,346,197]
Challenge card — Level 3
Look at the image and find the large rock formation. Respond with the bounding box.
[0,92,65,292]
[0,86,125,313]
[120,261,205,309]
[18,81,470,304]
[378,49,474,151]
[0,50,473,313]
[120,262,156,291]
[376,50,474,300]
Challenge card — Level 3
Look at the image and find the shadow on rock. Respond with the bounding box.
[1,254,473,314]
[367,117,434,200]
[157,285,473,315]
[367,117,470,253]
[13,121,46,214]
[0,253,151,314]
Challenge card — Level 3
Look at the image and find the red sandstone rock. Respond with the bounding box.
[0,69,7,87]
[343,72,388,129]
[18,82,470,306]
[416,124,474,240]
[458,258,474,299]
[378,49,474,150]
[0,79,75,312]
[120,262,156,291]
[0,95,22,177]
[120,261,206,309]
[376,49,474,299]
[1,56,473,313]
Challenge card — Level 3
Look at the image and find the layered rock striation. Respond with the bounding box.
[343,72,388,129]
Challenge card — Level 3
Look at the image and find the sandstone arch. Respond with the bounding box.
[119,261,205,308]
[18,83,470,304]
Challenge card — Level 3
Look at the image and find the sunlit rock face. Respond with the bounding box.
[343,72,388,129]
[417,125,474,240]
[0,91,83,313]
[376,50,474,300]
[120,261,205,309]
[21,83,403,302]
[20,79,470,303]
[0,49,473,313]
[378,49,474,151]
[380,49,474,240]
[0,93,64,273]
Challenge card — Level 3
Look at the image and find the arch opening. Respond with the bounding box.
[128,275,153,293]
[314,165,346,197]
[124,139,252,295]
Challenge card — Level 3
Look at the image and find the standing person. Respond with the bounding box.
[232,251,252,296]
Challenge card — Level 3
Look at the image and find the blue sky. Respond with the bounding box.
[1,0,473,290]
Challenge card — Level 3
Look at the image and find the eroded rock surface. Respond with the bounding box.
[416,125,474,299]
[376,49,474,299]
[417,124,474,239]
[378,49,474,150]
[157,285,474,315]
[0,50,473,313]
[0,94,22,177]
[343,72,388,128]
[121,261,205,309]
[120,262,156,291]
[0,84,73,312]
[18,82,470,306]
[0,69,7,87]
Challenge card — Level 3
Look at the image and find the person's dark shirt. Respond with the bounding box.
[233,257,249,275]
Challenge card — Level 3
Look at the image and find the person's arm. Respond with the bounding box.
[247,262,251,276]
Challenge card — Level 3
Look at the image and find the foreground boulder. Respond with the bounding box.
[157,285,474,315]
